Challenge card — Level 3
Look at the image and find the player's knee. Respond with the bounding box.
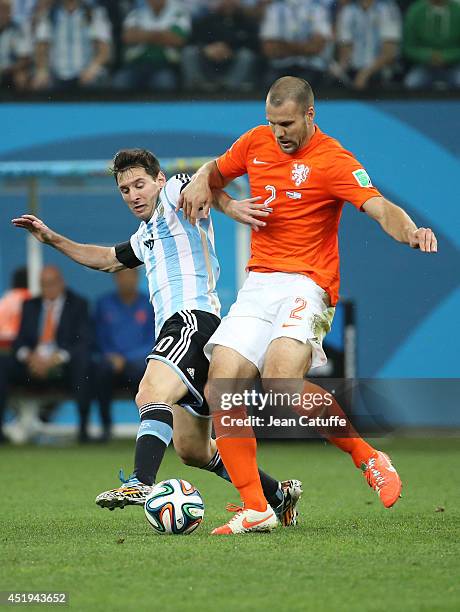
[205,374,255,413]
[174,436,208,467]
[135,384,154,407]
[263,359,310,379]
[135,380,176,407]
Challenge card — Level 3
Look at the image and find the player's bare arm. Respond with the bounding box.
[11,214,125,272]
[362,196,438,253]
[212,191,272,232]
[178,160,229,225]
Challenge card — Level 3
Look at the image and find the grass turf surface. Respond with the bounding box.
[1,438,459,612]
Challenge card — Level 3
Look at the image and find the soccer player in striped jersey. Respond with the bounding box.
[12,148,301,526]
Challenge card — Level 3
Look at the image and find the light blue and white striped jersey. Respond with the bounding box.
[35,5,111,80]
[0,21,32,70]
[129,174,221,336]
[260,0,333,71]
[337,0,402,71]
[12,0,36,26]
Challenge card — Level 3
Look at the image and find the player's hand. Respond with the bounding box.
[225,196,272,232]
[11,214,56,244]
[409,227,438,252]
[177,178,213,226]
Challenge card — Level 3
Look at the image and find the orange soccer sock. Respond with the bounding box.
[213,408,267,512]
[301,380,376,469]
[327,436,375,469]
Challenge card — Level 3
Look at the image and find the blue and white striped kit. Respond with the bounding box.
[129,175,221,336]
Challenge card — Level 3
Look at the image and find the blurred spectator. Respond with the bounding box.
[11,0,36,25]
[404,0,460,89]
[97,0,133,72]
[0,266,30,349]
[183,0,209,17]
[0,266,30,443]
[260,0,333,87]
[32,0,111,90]
[336,0,402,90]
[182,0,259,92]
[240,0,271,19]
[113,0,190,92]
[12,0,52,27]
[4,265,92,442]
[92,268,154,442]
[0,0,32,91]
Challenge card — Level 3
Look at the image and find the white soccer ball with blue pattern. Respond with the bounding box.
[144,479,204,535]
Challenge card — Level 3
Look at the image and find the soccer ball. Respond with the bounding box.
[144,479,204,535]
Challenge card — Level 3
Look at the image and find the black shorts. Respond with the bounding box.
[147,310,220,417]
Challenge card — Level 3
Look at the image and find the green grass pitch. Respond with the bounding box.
[1,438,459,611]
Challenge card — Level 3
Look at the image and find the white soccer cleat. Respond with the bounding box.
[279,479,303,526]
[211,505,278,535]
[95,470,152,510]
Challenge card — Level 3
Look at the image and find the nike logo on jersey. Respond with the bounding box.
[253,158,269,165]
[286,191,302,200]
[281,323,301,328]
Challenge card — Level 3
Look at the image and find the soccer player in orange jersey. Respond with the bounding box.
[179,76,437,535]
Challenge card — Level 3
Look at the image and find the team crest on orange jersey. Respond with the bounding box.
[291,163,310,187]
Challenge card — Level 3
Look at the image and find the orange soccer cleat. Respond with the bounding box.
[362,451,402,508]
[211,504,278,535]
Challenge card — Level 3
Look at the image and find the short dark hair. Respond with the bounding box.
[267,76,314,113]
[110,149,161,184]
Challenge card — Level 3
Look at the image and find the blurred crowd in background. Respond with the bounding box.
[1,0,460,95]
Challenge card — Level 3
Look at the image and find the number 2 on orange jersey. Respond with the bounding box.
[264,185,276,207]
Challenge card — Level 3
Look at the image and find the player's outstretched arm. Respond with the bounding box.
[211,190,272,232]
[177,160,228,225]
[362,197,437,253]
[11,214,125,272]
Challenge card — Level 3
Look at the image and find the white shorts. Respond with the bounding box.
[205,272,335,372]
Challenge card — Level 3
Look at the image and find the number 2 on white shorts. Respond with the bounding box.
[289,297,307,320]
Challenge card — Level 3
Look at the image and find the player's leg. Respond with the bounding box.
[203,276,273,518]
[204,346,278,534]
[132,359,187,485]
[265,333,401,507]
[171,403,290,521]
[95,359,188,509]
[262,335,369,446]
[96,310,214,510]
[204,274,306,533]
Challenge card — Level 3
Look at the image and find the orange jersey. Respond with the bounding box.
[216,125,381,305]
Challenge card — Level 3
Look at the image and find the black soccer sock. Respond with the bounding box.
[259,470,284,509]
[202,450,283,508]
[133,403,173,486]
